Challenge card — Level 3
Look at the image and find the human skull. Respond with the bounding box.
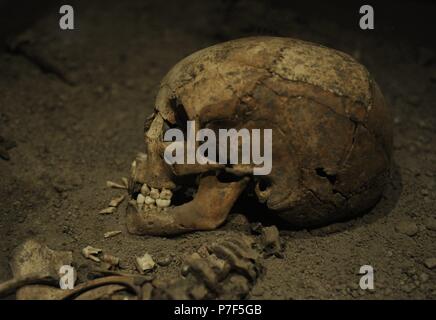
[126,36,393,235]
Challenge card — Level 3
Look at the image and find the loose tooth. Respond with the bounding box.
[121,177,129,188]
[130,160,137,177]
[109,195,125,207]
[137,194,146,209]
[99,207,117,214]
[156,199,171,208]
[141,184,150,196]
[150,187,160,199]
[106,181,126,189]
[82,246,102,262]
[104,230,122,238]
[160,188,173,200]
[144,196,155,205]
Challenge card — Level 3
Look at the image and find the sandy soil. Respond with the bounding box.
[0,0,435,299]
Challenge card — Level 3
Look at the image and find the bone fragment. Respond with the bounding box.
[106,181,126,189]
[104,230,122,239]
[135,254,156,274]
[109,195,125,207]
[82,246,102,262]
[101,254,120,267]
[99,207,117,215]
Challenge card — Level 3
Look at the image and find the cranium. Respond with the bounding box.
[126,36,392,236]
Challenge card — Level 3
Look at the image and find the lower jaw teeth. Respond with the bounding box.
[156,199,171,208]
[136,183,173,212]
[144,196,155,205]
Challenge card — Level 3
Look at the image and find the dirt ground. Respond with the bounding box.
[0,0,435,299]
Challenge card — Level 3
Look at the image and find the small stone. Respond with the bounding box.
[424,258,436,269]
[157,256,172,267]
[135,253,156,274]
[395,221,419,236]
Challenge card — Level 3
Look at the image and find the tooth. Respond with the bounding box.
[141,184,150,196]
[106,181,126,189]
[159,188,173,200]
[82,246,102,262]
[148,203,156,209]
[109,195,125,207]
[144,196,155,205]
[156,198,171,208]
[150,188,160,199]
[121,177,129,188]
[137,194,146,209]
[99,207,117,214]
[130,160,137,177]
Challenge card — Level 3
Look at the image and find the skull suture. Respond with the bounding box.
[126,37,393,236]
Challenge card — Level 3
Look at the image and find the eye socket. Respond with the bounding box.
[169,98,188,134]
